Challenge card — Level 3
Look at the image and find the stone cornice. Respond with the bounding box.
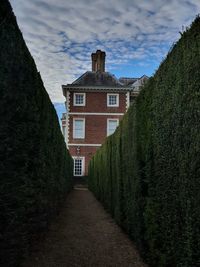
[62,85,133,96]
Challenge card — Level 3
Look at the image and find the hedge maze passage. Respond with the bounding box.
[88,16,200,267]
[0,1,73,266]
[1,0,200,266]
[21,187,147,267]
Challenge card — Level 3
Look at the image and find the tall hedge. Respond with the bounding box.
[88,16,200,267]
[0,1,73,266]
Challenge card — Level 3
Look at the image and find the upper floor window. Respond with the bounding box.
[74,93,86,106]
[107,119,119,136]
[107,93,119,107]
[73,118,85,139]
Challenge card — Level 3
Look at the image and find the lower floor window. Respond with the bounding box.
[74,157,84,176]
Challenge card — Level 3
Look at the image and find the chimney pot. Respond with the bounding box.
[91,50,106,72]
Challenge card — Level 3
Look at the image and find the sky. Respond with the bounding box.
[10,0,200,120]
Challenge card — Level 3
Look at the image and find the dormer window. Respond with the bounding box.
[107,93,119,107]
[74,93,86,106]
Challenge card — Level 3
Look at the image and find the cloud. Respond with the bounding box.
[10,0,200,102]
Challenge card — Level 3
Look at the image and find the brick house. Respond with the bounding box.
[62,50,148,176]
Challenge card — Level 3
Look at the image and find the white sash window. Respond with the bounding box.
[107,93,119,107]
[73,157,85,176]
[107,119,119,136]
[74,93,86,106]
[73,118,85,139]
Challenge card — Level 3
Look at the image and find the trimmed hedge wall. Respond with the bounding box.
[0,1,73,266]
[88,16,200,267]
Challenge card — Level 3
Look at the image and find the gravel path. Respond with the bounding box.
[21,186,147,267]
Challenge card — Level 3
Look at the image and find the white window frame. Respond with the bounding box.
[73,93,86,106]
[107,119,119,136]
[73,118,85,139]
[73,157,85,176]
[107,93,119,107]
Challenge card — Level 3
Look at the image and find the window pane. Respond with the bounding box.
[108,120,118,135]
[74,119,84,138]
[74,159,82,176]
[109,95,117,105]
[75,94,84,105]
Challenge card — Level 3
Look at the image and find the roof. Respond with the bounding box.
[131,75,149,88]
[62,72,149,95]
[71,71,124,87]
[119,77,138,86]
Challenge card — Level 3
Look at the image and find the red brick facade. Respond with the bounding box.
[61,50,147,177]
[62,90,129,176]
[69,91,126,113]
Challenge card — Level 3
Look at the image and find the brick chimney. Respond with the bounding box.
[91,50,106,72]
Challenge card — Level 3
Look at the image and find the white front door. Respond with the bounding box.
[73,157,84,176]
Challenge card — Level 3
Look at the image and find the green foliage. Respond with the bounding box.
[88,16,200,267]
[0,1,73,266]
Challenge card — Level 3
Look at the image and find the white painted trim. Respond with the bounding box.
[68,112,124,116]
[66,113,69,147]
[107,118,119,136]
[73,156,85,176]
[62,85,132,91]
[73,92,86,106]
[126,91,130,111]
[73,118,85,139]
[61,114,69,147]
[68,143,101,147]
[66,91,70,112]
[107,93,119,107]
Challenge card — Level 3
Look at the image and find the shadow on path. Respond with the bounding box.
[21,187,147,267]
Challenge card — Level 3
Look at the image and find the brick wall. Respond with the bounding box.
[66,90,128,176]
[69,91,127,113]
[68,114,123,144]
[69,146,98,176]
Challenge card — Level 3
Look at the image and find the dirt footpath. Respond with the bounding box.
[22,186,147,267]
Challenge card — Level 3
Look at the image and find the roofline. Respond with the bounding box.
[140,74,149,79]
[71,71,124,85]
[71,71,88,85]
[62,85,132,89]
[119,74,149,80]
[119,77,138,80]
